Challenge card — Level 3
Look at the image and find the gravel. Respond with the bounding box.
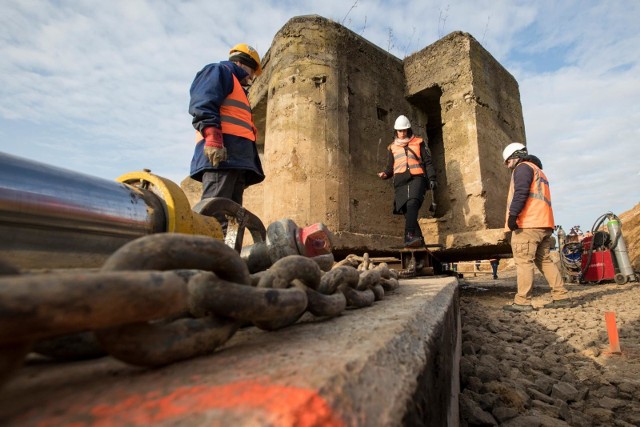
[459,270,640,427]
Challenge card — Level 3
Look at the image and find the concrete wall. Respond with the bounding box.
[184,15,525,259]
[245,15,419,253]
[402,31,525,259]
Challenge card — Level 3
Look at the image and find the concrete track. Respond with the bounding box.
[0,276,460,426]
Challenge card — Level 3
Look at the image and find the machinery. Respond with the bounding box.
[559,212,638,285]
[0,152,332,270]
[0,152,222,269]
[1,152,409,403]
[558,225,583,283]
[580,213,637,284]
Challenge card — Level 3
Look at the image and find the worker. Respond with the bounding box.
[378,115,437,247]
[501,142,571,312]
[188,43,265,211]
[489,258,499,279]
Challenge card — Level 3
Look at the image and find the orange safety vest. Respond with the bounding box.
[390,137,425,176]
[504,161,555,230]
[195,74,257,142]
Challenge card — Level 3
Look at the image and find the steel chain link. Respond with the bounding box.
[0,233,401,384]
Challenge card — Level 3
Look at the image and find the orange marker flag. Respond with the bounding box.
[604,311,621,354]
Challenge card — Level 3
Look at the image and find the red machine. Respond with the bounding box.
[580,234,616,282]
[578,213,638,285]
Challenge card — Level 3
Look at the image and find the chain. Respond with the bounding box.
[397,255,418,278]
[397,267,418,278]
[0,233,400,384]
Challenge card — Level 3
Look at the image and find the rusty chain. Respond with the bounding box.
[0,233,400,385]
[334,253,417,278]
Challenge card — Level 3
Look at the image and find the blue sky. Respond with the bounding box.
[1,0,639,233]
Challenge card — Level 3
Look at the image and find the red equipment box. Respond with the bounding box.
[581,250,615,282]
[581,234,594,249]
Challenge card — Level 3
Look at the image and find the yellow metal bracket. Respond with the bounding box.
[116,171,223,240]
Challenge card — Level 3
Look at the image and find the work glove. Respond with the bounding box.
[508,215,519,231]
[429,179,438,190]
[202,127,226,167]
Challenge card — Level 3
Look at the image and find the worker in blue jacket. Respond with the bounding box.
[189,44,265,205]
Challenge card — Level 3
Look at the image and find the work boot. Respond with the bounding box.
[503,303,535,312]
[404,232,422,248]
[543,299,573,309]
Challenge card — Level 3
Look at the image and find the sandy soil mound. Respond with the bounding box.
[618,202,640,272]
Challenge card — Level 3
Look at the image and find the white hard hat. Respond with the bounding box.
[502,142,526,162]
[394,115,411,130]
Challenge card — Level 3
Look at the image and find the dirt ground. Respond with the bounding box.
[457,201,639,426]
[459,268,640,426]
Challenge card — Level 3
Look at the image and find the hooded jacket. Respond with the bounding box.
[189,61,265,186]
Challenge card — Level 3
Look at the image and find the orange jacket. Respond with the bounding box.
[504,161,555,230]
[390,137,426,176]
[195,73,257,142]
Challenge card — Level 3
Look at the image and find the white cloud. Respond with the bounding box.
[512,0,640,230]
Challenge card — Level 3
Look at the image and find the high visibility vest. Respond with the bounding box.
[195,74,257,142]
[504,161,555,230]
[390,137,425,176]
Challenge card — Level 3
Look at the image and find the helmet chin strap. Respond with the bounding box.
[232,62,256,87]
[506,157,521,169]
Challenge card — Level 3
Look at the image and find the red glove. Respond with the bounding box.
[202,127,227,166]
[203,127,223,148]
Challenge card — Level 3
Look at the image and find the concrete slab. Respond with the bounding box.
[0,276,460,426]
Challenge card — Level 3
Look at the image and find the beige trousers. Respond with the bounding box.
[511,228,568,305]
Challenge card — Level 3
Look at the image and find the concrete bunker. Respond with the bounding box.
[184,15,526,261]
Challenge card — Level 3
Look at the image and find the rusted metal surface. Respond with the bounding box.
[96,316,241,367]
[0,276,460,427]
[0,271,189,343]
[193,197,266,254]
[319,266,360,293]
[0,234,403,383]
[95,233,250,366]
[101,233,251,284]
[188,272,308,323]
[0,342,30,387]
[258,255,322,289]
[241,218,335,273]
[399,247,441,278]
[301,284,348,317]
[33,333,106,361]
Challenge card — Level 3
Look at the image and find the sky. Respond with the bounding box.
[1,0,639,234]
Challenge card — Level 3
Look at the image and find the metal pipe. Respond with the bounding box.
[0,152,166,269]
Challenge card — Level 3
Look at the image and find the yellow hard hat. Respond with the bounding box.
[229,43,262,76]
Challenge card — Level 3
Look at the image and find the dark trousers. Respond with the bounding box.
[404,198,423,237]
[201,170,246,233]
[201,170,246,203]
[491,261,499,277]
